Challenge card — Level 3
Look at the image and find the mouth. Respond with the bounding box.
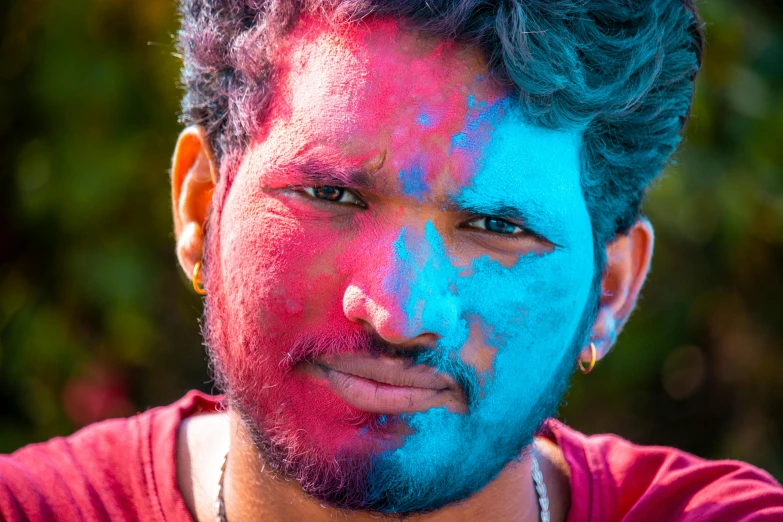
[300,353,467,415]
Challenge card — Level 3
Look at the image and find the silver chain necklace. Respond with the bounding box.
[215,449,550,522]
[215,450,228,522]
[531,452,551,522]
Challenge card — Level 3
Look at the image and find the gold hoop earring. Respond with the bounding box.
[192,261,206,295]
[578,342,597,374]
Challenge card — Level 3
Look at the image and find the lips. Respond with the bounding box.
[301,353,467,415]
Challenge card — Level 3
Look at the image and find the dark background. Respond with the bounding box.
[1,0,782,481]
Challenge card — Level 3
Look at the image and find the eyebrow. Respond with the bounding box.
[273,154,378,190]
[444,199,535,224]
[454,202,530,221]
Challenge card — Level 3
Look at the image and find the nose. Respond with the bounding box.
[342,222,459,346]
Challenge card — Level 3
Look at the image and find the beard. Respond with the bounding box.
[203,301,585,516]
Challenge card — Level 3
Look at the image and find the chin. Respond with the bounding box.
[227,376,554,515]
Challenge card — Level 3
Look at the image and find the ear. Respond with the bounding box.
[171,126,218,281]
[578,218,654,366]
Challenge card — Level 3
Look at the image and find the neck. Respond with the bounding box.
[178,409,570,522]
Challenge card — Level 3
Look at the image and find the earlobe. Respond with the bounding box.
[579,218,654,365]
[171,126,218,281]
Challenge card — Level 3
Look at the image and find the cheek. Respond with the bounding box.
[458,245,594,393]
[458,316,499,385]
[218,182,393,343]
[218,186,343,342]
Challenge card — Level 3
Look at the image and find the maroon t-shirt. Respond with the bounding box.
[1,390,782,521]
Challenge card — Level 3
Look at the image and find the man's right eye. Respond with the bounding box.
[302,186,364,206]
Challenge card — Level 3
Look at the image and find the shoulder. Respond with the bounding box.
[545,420,783,522]
[0,390,219,522]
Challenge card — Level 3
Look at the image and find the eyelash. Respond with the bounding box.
[297,185,532,239]
[462,216,526,237]
[300,186,366,207]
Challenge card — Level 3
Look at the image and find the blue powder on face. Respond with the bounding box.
[365,94,596,513]
[466,93,486,109]
[383,224,467,347]
[416,112,433,128]
[450,97,509,156]
[398,164,430,200]
[450,132,467,149]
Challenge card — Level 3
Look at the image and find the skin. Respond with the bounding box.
[171,17,653,522]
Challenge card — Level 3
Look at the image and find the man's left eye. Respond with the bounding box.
[302,186,363,206]
[465,216,524,235]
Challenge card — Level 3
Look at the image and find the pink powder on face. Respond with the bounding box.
[204,16,522,461]
[260,17,511,195]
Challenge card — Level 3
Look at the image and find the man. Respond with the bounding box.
[2,0,783,521]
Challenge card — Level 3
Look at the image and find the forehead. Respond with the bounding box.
[267,17,504,155]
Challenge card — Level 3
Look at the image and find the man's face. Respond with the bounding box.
[204,17,595,513]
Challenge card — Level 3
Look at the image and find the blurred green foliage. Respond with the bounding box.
[1,0,782,481]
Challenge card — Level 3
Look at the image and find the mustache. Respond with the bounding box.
[284,329,480,408]
[284,329,427,366]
